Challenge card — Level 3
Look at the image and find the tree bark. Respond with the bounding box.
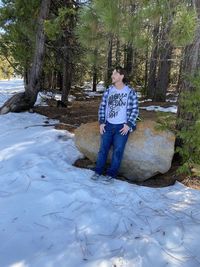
[105,35,113,86]
[60,0,77,105]
[154,43,172,101]
[144,44,149,92]
[0,0,51,114]
[92,48,98,92]
[115,38,121,65]
[92,66,97,92]
[57,71,63,91]
[153,20,173,102]
[61,49,72,103]
[125,42,133,79]
[147,24,159,99]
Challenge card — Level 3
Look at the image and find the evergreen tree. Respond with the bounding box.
[76,5,105,91]
[0,0,51,114]
[147,23,159,98]
[93,0,122,85]
[44,0,80,104]
[154,18,173,102]
[176,0,200,173]
[0,0,41,77]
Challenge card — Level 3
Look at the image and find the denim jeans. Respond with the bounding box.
[95,122,130,178]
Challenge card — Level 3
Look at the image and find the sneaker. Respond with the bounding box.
[101,175,114,184]
[91,173,100,181]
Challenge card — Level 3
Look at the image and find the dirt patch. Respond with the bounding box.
[34,98,159,131]
[33,97,200,190]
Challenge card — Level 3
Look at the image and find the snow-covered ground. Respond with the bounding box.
[0,80,200,267]
[140,105,177,113]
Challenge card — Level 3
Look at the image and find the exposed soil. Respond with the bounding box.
[33,94,200,190]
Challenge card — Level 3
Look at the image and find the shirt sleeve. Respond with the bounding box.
[98,88,109,124]
[127,91,139,128]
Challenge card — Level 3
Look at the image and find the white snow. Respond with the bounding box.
[140,105,177,113]
[85,92,103,97]
[36,92,76,106]
[0,79,24,103]
[166,98,178,103]
[139,99,152,103]
[82,81,105,93]
[0,80,200,267]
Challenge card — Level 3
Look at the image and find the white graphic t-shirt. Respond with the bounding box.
[106,86,129,124]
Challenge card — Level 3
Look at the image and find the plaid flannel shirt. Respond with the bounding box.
[98,85,139,131]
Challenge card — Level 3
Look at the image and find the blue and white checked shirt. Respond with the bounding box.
[98,85,139,130]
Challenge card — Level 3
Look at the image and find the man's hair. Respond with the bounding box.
[114,66,128,83]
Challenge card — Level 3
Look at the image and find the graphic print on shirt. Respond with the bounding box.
[108,92,128,119]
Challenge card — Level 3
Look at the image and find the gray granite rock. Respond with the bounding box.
[74,121,175,181]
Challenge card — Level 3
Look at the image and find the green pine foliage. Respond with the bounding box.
[75,6,105,80]
[121,7,149,49]
[45,7,76,41]
[76,7,104,49]
[155,112,176,133]
[93,0,121,36]
[169,5,197,47]
[177,73,200,174]
[78,0,189,87]
[0,0,40,74]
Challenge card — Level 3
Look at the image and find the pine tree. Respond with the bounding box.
[0,0,51,114]
[93,0,122,85]
[176,0,200,173]
[0,0,41,77]
[154,18,173,102]
[44,0,80,104]
[147,23,159,98]
[76,4,105,91]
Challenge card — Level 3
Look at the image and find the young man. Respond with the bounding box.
[92,66,139,182]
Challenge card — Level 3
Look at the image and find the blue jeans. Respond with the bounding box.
[95,122,130,178]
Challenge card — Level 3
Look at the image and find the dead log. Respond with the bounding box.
[0,92,32,114]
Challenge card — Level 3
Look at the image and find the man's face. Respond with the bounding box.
[111,69,124,84]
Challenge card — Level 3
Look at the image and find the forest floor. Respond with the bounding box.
[34,91,200,191]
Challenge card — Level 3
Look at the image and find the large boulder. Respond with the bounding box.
[74,121,175,182]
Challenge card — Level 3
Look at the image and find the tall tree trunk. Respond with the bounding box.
[147,24,159,99]
[105,35,113,86]
[50,70,57,90]
[61,46,72,103]
[115,38,121,65]
[60,0,76,105]
[24,68,29,89]
[92,48,98,92]
[92,66,97,92]
[144,25,150,91]
[153,19,173,102]
[125,42,133,79]
[0,0,51,114]
[25,0,51,104]
[61,15,72,104]
[123,44,127,68]
[57,71,63,91]
[154,42,172,101]
[144,44,149,92]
